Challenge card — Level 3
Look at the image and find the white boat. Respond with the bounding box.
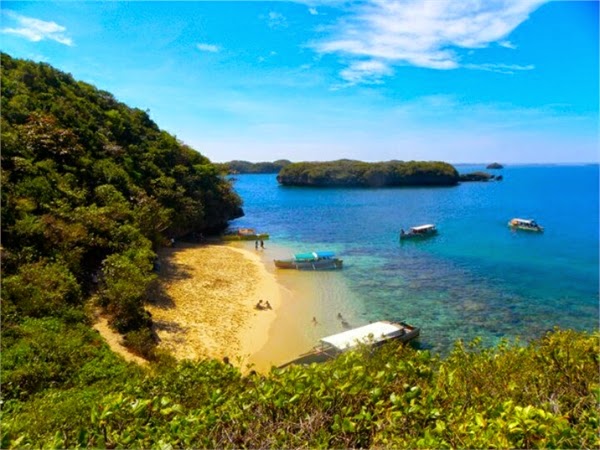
[508,218,544,232]
[279,321,420,367]
[274,251,343,270]
[400,224,438,240]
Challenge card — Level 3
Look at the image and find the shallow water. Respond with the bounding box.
[228,164,599,355]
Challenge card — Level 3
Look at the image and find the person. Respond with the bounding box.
[170,237,176,247]
[255,240,259,250]
[255,300,264,310]
[337,313,343,320]
[260,239,264,249]
[265,300,272,310]
[312,316,318,325]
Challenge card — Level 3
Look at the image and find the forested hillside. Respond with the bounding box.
[1,53,242,354]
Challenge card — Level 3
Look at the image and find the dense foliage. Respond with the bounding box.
[277,159,459,187]
[216,159,292,174]
[1,329,597,448]
[1,53,242,353]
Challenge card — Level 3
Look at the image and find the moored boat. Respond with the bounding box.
[400,224,438,240]
[274,251,343,270]
[279,321,420,367]
[222,227,269,241]
[508,218,543,232]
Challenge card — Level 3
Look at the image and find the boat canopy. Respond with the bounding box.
[319,321,404,351]
[511,218,535,225]
[294,251,336,261]
[411,224,436,232]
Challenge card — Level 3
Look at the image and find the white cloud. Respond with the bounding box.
[196,43,220,53]
[499,40,517,49]
[265,11,288,29]
[338,59,393,86]
[309,7,319,15]
[464,62,535,74]
[313,0,548,84]
[1,11,73,46]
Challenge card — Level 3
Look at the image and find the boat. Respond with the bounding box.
[508,218,544,232]
[279,321,420,367]
[274,251,343,270]
[400,224,438,240]
[222,227,269,241]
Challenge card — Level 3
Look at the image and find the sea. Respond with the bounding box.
[227,164,599,355]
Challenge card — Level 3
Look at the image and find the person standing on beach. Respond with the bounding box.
[255,240,259,250]
[260,239,264,249]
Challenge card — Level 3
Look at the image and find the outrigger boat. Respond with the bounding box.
[279,321,420,367]
[274,251,343,270]
[222,227,269,241]
[400,224,438,240]
[508,218,544,232]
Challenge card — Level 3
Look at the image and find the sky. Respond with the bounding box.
[1,1,598,164]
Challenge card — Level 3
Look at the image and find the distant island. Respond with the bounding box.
[486,162,504,169]
[277,160,459,187]
[459,171,503,182]
[217,159,291,174]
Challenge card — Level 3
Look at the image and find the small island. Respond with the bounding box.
[217,159,291,174]
[486,162,504,169]
[459,171,504,182]
[277,160,459,187]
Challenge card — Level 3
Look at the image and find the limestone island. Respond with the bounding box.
[486,162,504,169]
[277,160,459,187]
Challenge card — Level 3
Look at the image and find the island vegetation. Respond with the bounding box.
[487,162,504,169]
[216,159,292,174]
[277,160,459,187]
[1,54,598,449]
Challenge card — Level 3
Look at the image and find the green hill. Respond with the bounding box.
[1,53,242,353]
[277,160,459,187]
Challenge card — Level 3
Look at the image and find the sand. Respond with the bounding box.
[95,240,353,372]
[146,242,284,371]
[92,315,148,366]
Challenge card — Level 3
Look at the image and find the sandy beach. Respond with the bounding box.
[146,242,283,371]
[92,240,359,372]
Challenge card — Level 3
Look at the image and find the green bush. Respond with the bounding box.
[2,260,82,318]
[2,329,597,449]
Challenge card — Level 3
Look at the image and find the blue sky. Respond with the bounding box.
[1,1,598,163]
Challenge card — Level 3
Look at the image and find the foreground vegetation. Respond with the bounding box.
[2,328,598,448]
[1,54,597,449]
[277,159,459,187]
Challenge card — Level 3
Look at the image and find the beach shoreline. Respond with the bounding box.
[94,240,360,372]
[145,242,286,371]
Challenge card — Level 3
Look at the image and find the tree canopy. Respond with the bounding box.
[277,159,459,187]
[1,53,242,353]
[216,159,292,174]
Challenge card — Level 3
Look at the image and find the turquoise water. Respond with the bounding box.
[228,165,599,353]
